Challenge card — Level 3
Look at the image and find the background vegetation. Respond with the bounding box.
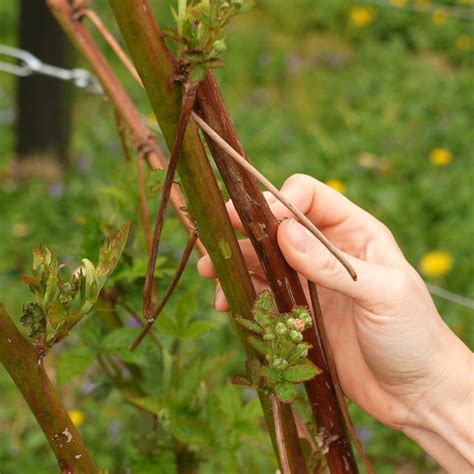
[0,0,472,472]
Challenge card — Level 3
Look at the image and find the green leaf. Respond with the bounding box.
[261,365,282,383]
[247,336,268,356]
[102,327,149,366]
[234,316,262,334]
[182,320,216,339]
[231,374,251,387]
[129,396,167,416]
[169,416,212,448]
[56,346,96,386]
[132,451,177,474]
[96,221,130,277]
[283,361,320,383]
[275,382,297,403]
[245,358,261,385]
[254,290,275,314]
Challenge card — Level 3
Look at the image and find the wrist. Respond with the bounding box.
[402,325,472,465]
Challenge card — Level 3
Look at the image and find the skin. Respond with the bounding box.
[197,174,473,472]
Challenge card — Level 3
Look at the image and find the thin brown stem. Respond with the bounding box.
[80,8,143,86]
[113,107,132,162]
[136,152,152,256]
[193,112,357,282]
[272,394,300,474]
[308,281,373,474]
[143,80,199,320]
[131,232,198,351]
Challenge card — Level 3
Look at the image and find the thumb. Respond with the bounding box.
[278,219,395,305]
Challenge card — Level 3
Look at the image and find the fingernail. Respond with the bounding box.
[286,219,312,253]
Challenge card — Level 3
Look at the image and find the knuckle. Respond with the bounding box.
[390,269,414,298]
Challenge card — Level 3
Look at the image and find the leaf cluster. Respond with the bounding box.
[169,0,255,81]
[233,291,320,403]
[19,222,130,353]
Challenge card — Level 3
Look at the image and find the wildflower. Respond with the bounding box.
[456,34,472,51]
[432,8,448,24]
[11,223,31,238]
[349,6,376,28]
[419,251,453,277]
[390,0,407,6]
[325,179,346,194]
[68,410,85,427]
[429,148,453,166]
[415,0,430,9]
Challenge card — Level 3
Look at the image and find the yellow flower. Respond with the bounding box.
[429,147,453,166]
[456,34,472,51]
[349,6,376,28]
[415,0,430,8]
[390,0,407,6]
[325,179,346,194]
[419,251,453,277]
[432,8,448,24]
[68,410,85,427]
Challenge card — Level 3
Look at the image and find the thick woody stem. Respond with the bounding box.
[308,282,373,474]
[0,304,97,473]
[195,72,358,472]
[107,1,308,471]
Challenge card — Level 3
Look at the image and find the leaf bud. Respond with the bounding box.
[273,358,289,371]
[296,343,309,357]
[275,322,287,335]
[286,317,296,329]
[263,332,275,341]
[290,330,303,343]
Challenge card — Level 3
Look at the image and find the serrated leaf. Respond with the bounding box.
[234,316,261,334]
[231,374,251,387]
[254,290,275,314]
[129,396,167,416]
[169,416,212,448]
[245,358,261,384]
[247,336,268,356]
[102,327,149,366]
[283,361,320,383]
[96,221,130,277]
[182,320,216,339]
[275,382,297,403]
[56,346,96,386]
[261,365,282,383]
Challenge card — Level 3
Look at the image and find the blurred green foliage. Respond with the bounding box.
[0,0,472,472]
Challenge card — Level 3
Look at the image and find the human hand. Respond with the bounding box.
[197,175,471,463]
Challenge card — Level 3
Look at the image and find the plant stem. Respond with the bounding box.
[47,0,203,252]
[308,282,373,473]
[195,72,358,472]
[143,80,199,320]
[107,1,307,471]
[0,304,97,473]
[131,232,198,351]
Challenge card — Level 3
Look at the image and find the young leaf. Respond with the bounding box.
[95,221,131,278]
[245,358,261,385]
[283,361,320,383]
[247,335,268,356]
[275,381,297,403]
[231,374,251,387]
[261,365,282,383]
[234,316,262,334]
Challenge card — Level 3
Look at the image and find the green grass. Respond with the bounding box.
[0,0,472,472]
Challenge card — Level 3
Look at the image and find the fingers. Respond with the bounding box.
[214,275,269,312]
[278,219,397,305]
